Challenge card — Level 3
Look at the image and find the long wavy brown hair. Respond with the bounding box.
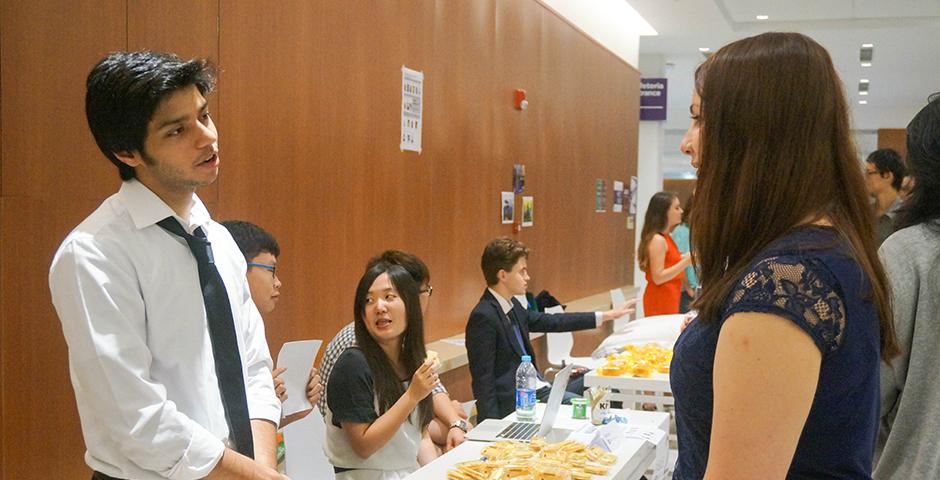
[638,191,679,272]
[690,32,898,361]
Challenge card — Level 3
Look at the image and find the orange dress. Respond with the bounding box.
[643,233,685,316]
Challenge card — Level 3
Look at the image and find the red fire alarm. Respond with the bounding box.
[514,89,528,110]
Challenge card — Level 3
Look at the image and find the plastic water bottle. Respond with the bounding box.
[515,355,537,421]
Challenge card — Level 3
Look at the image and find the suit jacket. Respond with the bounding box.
[465,289,597,421]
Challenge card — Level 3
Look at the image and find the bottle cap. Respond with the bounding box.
[521,355,532,362]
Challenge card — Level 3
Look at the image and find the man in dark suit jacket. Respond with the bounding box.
[466,237,635,422]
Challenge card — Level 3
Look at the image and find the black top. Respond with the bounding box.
[327,348,381,428]
[671,226,881,479]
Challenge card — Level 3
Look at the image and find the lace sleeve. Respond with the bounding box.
[723,255,846,355]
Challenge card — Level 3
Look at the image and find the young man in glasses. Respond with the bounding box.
[864,148,907,245]
[222,220,322,428]
[49,51,284,479]
[318,250,470,460]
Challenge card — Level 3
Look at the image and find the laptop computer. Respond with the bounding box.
[467,364,574,442]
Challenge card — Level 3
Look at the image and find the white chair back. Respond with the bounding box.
[282,408,335,479]
[546,331,575,366]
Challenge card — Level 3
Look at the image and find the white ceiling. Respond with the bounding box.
[628,0,940,177]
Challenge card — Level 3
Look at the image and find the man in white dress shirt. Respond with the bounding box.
[49,51,286,480]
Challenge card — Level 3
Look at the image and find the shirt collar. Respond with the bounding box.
[487,287,514,315]
[118,179,211,234]
[886,196,904,217]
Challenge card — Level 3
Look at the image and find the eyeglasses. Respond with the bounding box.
[419,285,434,297]
[247,262,278,278]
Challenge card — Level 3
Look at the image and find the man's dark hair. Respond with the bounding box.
[865,148,907,191]
[221,220,280,260]
[481,237,529,286]
[85,50,217,181]
[366,250,430,286]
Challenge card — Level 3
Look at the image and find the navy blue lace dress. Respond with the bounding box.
[671,226,881,479]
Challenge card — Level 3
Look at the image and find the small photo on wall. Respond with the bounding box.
[522,196,534,227]
[501,191,515,224]
[513,164,526,194]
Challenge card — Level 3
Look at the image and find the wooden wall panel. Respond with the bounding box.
[2,0,639,477]
[664,178,696,208]
[0,0,125,201]
[217,0,638,358]
[877,128,908,164]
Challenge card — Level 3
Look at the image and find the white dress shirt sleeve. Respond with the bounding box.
[237,281,282,426]
[50,239,224,480]
[595,311,604,327]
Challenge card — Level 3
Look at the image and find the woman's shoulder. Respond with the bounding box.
[882,222,940,257]
[335,347,370,371]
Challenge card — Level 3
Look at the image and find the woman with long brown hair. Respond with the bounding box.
[670,32,898,479]
[324,261,438,479]
[638,191,692,315]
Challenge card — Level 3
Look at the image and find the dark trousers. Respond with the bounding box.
[92,472,125,480]
[536,374,584,404]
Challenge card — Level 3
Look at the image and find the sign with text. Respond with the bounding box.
[640,78,667,121]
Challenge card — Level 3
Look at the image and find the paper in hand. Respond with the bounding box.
[276,340,322,416]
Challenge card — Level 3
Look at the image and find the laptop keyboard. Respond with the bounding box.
[496,421,540,441]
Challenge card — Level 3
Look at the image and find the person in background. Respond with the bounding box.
[318,250,468,458]
[222,219,321,428]
[864,148,907,245]
[875,93,940,479]
[671,32,897,479]
[638,191,692,316]
[670,193,698,313]
[49,51,285,479]
[466,237,635,422]
[324,261,439,479]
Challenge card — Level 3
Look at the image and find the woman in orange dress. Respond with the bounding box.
[639,191,693,315]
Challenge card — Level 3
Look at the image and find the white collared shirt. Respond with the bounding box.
[49,179,280,480]
[486,288,603,328]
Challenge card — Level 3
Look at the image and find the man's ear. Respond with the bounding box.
[113,150,142,168]
[497,269,508,283]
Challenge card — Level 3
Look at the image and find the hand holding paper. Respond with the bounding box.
[276,340,322,417]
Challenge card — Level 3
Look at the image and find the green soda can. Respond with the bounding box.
[571,398,588,419]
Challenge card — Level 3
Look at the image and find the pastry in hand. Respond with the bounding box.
[425,350,441,371]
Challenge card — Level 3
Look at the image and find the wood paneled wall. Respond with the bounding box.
[1,1,640,477]
[877,128,908,163]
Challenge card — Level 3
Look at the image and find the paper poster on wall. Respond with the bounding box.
[595,179,607,212]
[522,196,534,227]
[513,164,526,194]
[613,180,624,213]
[501,191,515,224]
[400,66,423,153]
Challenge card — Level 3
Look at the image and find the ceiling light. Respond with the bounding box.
[859,91,869,96]
[861,62,872,67]
[860,79,870,84]
[698,47,710,52]
[756,15,769,20]
[861,43,874,48]
[859,100,868,105]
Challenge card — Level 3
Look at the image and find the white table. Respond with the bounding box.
[404,405,669,480]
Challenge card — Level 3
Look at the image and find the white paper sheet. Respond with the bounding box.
[610,288,632,331]
[276,340,322,416]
